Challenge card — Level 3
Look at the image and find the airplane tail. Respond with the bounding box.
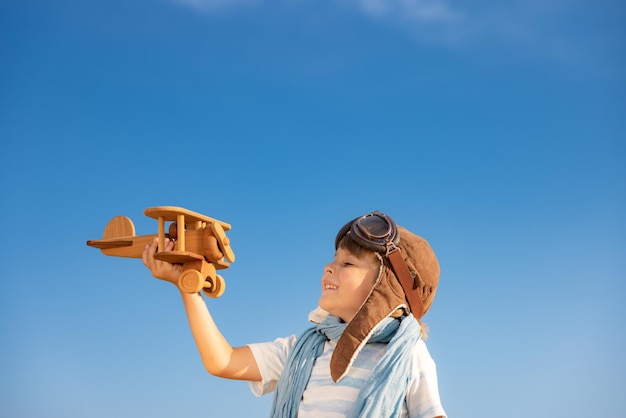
[86,216,146,256]
[102,216,135,239]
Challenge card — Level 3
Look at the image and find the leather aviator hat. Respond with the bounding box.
[328,211,440,382]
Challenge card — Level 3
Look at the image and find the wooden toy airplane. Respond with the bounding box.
[87,206,235,298]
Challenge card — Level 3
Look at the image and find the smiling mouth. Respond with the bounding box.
[324,284,338,290]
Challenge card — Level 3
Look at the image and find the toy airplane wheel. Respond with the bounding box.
[178,270,205,294]
[203,274,226,298]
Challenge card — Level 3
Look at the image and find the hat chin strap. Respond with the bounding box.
[387,248,424,319]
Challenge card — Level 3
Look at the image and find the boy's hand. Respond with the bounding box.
[141,237,183,284]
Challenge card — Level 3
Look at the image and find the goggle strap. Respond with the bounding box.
[387,248,424,319]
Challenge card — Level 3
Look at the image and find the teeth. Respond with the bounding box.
[324,284,338,290]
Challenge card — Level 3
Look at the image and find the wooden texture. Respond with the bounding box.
[102,216,135,239]
[144,206,231,230]
[86,206,235,296]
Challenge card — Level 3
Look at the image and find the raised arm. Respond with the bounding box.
[142,238,261,381]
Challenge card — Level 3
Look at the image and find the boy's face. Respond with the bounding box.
[319,247,379,323]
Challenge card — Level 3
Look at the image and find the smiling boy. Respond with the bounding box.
[142,211,446,417]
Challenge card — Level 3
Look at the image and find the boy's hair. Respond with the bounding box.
[336,232,373,259]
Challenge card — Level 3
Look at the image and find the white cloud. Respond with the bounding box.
[171,0,463,22]
[170,0,258,12]
[168,0,468,47]
[167,0,614,78]
[355,0,463,23]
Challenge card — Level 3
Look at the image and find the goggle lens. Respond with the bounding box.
[355,213,394,240]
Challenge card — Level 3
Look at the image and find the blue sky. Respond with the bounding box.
[2,0,624,417]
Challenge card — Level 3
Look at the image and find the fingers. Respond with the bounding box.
[141,237,159,269]
[142,237,183,283]
[142,237,175,264]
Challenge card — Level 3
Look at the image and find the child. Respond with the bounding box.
[142,211,446,418]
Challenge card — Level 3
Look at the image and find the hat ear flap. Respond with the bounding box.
[397,227,440,316]
[329,266,407,382]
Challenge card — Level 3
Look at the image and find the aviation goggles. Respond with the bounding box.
[335,211,400,256]
[335,211,425,318]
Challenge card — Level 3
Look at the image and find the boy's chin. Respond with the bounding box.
[318,295,333,310]
[318,300,328,312]
[318,299,333,316]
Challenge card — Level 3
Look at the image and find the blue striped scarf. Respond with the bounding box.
[269,314,421,417]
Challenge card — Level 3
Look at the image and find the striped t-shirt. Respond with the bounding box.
[248,336,446,418]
